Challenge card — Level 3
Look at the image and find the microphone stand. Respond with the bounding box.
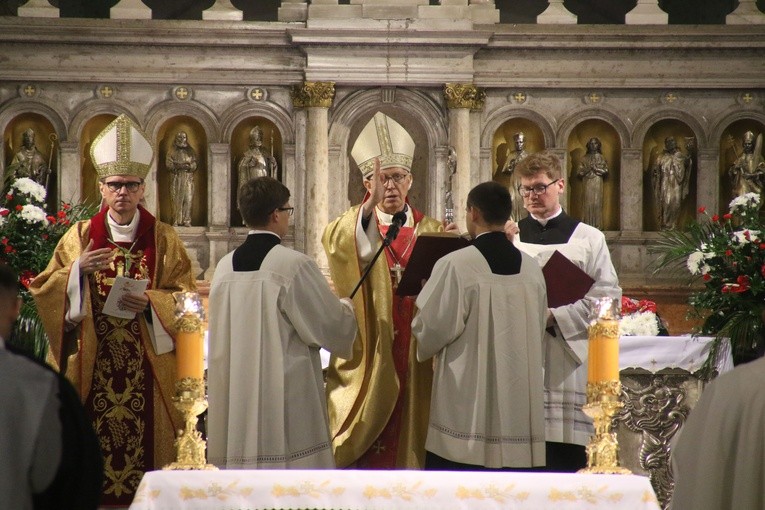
[349,225,401,300]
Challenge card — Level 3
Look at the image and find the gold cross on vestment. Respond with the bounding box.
[104,260,125,287]
[391,263,404,287]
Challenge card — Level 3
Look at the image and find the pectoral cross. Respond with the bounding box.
[391,263,404,287]
[104,260,125,287]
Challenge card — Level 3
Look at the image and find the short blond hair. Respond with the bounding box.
[516,151,562,181]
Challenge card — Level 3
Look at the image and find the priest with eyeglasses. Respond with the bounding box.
[504,150,620,473]
[30,114,196,507]
[322,111,458,469]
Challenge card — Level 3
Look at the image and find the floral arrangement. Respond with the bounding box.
[619,296,668,337]
[652,192,764,365]
[0,177,96,359]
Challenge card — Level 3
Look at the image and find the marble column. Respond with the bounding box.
[727,1,765,24]
[110,0,151,19]
[203,0,243,21]
[696,148,719,215]
[620,148,643,232]
[444,83,484,230]
[279,0,309,22]
[625,0,668,25]
[292,82,335,268]
[208,143,230,228]
[17,0,59,18]
[537,0,577,24]
[58,141,81,204]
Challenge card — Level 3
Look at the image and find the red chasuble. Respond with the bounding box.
[355,221,418,469]
[85,206,158,506]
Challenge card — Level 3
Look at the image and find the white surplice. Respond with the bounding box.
[516,223,621,446]
[207,243,357,469]
[412,246,547,468]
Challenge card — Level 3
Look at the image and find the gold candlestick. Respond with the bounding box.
[579,297,631,475]
[164,292,217,471]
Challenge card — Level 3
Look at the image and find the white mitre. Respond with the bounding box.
[90,113,154,180]
[351,112,415,178]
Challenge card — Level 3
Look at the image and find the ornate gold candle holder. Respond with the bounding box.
[579,380,631,474]
[164,292,217,471]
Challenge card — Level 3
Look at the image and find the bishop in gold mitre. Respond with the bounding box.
[30,114,196,507]
[322,111,457,469]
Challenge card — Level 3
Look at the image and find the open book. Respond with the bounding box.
[396,232,470,296]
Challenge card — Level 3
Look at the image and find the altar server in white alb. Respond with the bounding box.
[413,181,547,470]
[207,177,357,469]
[505,151,620,472]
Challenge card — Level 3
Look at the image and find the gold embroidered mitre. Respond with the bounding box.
[90,114,154,180]
[351,112,415,178]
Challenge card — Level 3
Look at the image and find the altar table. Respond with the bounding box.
[129,469,660,510]
[616,335,732,509]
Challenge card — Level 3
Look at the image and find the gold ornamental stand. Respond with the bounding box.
[578,297,631,475]
[578,380,631,474]
[163,293,217,471]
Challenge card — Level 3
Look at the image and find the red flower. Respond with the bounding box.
[736,275,751,291]
[744,230,751,241]
[703,273,712,281]
[57,210,67,219]
[621,296,639,314]
[760,243,765,250]
[62,203,71,210]
[5,194,12,201]
[725,249,733,257]
[1,238,8,245]
[0,209,8,217]
[46,215,56,223]
[4,245,14,254]
[637,299,657,313]
[712,214,719,222]
[15,205,23,211]
[41,234,49,240]
[698,206,706,214]
[723,213,733,221]
[19,270,37,289]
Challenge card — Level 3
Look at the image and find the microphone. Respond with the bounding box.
[384,211,407,246]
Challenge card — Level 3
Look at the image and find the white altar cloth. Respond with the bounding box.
[619,335,733,375]
[129,469,660,510]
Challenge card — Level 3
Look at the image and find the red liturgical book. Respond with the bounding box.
[396,232,470,296]
[542,250,595,308]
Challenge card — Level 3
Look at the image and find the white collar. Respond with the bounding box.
[530,207,562,227]
[375,205,412,227]
[107,210,140,242]
[247,229,281,240]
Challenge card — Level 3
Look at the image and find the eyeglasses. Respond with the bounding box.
[380,173,410,185]
[103,181,143,193]
[517,179,560,198]
[276,206,294,216]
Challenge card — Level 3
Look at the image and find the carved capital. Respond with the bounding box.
[444,83,485,111]
[291,81,335,108]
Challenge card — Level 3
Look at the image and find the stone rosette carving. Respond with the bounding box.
[291,81,335,108]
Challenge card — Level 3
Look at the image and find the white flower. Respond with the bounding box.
[19,204,48,224]
[732,229,760,244]
[729,192,760,213]
[10,177,46,204]
[0,215,6,228]
[687,250,704,275]
[620,311,660,336]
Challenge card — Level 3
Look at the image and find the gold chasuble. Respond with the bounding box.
[323,203,442,469]
[30,206,195,506]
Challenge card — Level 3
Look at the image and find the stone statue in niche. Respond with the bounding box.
[576,137,609,230]
[728,131,765,199]
[650,136,694,230]
[165,131,198,227]
[5,128,50,189]
[498,131,529,221]
[237,126,278,197]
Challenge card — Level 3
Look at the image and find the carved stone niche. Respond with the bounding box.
[717,118,765,211]
[616,368,709,510]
